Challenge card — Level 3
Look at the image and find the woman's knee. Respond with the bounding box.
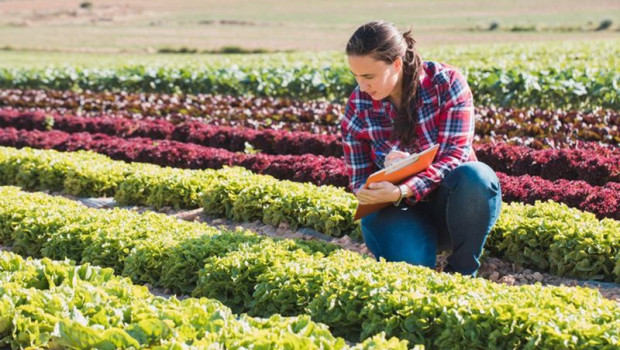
[361,206,438,267]
[445,161,501,195]
[442,162,503,246]
[388,239,436,267]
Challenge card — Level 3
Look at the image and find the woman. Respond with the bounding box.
[342,20,502,277]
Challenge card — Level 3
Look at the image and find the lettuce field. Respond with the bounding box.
[0,40,618,350]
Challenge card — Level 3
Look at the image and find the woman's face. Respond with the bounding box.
[348,54,402,101]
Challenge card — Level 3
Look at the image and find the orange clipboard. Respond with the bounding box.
[353,144,440,221]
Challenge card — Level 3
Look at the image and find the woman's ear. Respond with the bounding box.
[393,56,403,71]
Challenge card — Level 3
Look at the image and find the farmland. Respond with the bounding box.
[0,0,619,348]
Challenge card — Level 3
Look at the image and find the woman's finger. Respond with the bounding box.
[385,150,410,161]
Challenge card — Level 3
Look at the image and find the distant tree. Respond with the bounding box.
[595,19,613,31]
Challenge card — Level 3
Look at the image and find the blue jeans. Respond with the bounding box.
[360,161,502,277]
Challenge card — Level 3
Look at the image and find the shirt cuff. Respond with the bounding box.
[402,177,425,204]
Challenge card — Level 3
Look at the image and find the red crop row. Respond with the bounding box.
[1,89,617,145]
[475,143,619,186]
[498,173,619,220]
[0,127,617,220]
[0,127,348,188]
[2,106,610,150]
[1,108,617,186]
[0,108,342,157]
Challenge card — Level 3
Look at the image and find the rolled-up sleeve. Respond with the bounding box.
[341,95,374,194]
[402,69,475,204]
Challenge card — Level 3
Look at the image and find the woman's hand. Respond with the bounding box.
[384,149,410,168]
[355,181,400,205]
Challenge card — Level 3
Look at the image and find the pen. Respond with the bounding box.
[375,145,397,159]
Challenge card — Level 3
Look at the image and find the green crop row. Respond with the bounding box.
[487,201,620,281]
[0,250,410,350]
[0,146,618,282]
[0,186,618,348]
[0,39,618,109]
[0,146,359,238]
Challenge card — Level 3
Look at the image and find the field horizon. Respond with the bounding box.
[0,0,618,54]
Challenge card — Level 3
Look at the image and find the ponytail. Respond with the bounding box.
[391,29,423,147]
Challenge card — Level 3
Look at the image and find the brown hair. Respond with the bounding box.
[345,20,423,146]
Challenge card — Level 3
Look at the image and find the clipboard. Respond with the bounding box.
[353,144,440,221]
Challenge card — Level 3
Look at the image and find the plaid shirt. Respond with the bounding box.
[341,61,477,205]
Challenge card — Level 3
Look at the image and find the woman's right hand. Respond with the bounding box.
[384,150,410,168]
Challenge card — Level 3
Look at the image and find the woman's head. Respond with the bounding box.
[346,20,423,146]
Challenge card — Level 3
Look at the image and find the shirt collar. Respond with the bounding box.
[418,65,434,104]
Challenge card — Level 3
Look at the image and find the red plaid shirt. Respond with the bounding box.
[341,61,477,205]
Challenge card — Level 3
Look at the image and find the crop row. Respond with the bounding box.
[8,104,613,150]
[0,107,343,155]
[0,127,617,219]
[0,146,618,282]
[474,143,619,186]
[0,250,408,350]
[1,186,618,348]
[2,88,616,127]
[475,105,618,145]
[0,127,349,187]
[0,63,618,109]
[1,109,618,185]
[498,171,620,218]
[1,89,618,145]
[500,173,619,220]
[0,89,343,124]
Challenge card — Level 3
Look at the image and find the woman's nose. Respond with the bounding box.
[355,77,371,92]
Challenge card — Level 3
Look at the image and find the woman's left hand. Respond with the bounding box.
[355,181,400,205]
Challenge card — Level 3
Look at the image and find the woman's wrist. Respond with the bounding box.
[391,187,401,202]
[392,184,409,206]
